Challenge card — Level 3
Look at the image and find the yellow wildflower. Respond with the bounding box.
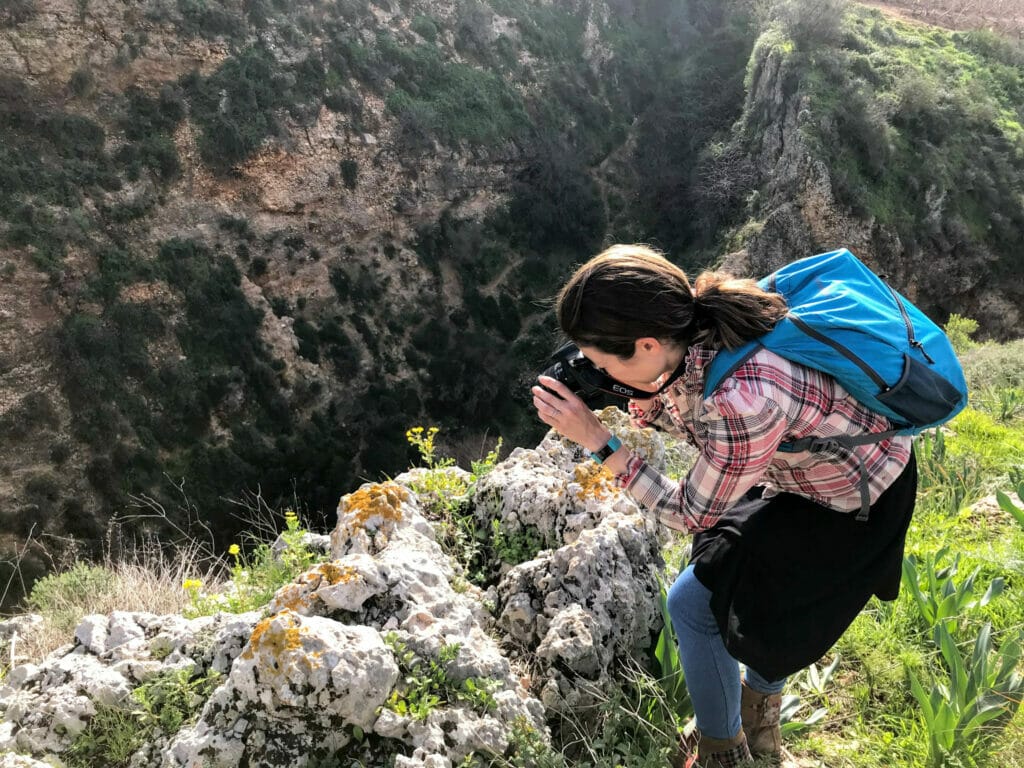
[182,578,203,591]
[228,544,241,556]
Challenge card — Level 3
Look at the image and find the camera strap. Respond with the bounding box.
[575,354,689,400]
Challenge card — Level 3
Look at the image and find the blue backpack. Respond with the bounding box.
[703,248,968,518]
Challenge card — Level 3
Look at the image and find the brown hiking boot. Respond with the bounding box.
[671,721,753,768]
[740,683,801,767]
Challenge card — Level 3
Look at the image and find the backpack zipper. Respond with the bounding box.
[789,316,890,392]
[886,284,935,364]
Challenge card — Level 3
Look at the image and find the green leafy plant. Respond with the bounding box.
[778,656,837,737]
[471,437,503,478]
[402,427,511,582]
[490,519,544,566]
[406,426,453,471]
[64,703,144,768]
[403,426,480,571]
[983,387,1024,423]
[915,430,985,515]
[909,622,1024,768]
[132,666,221,736]
[995,468,1024,530]
[63,666,221,766]
[26,563,115,637]
[902,548,1004,634]
[654,577,691,719]
[779,693,828,737]
[383,634,500,721]
[491,715,565,768]
[184,509,320,616]
[798,654,841,697]
[581,675,679,767]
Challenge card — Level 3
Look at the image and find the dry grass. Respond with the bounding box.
[2,537,226,672]
[861,0,1024,35]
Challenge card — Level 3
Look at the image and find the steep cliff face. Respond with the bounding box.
[0,0,743,602]
[730,8,1024,336]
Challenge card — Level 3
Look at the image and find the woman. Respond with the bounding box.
[532,244,917,768]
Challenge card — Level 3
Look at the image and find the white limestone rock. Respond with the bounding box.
[73,614,108,656]
[0,753,54,768]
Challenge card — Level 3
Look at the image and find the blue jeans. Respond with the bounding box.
[667,564,786,739]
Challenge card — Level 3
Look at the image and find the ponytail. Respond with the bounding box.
[692,272,788,351]
[557,245,787,356]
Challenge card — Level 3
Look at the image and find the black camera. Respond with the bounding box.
[538,342,658,408]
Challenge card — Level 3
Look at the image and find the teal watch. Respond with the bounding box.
[589,435,622,464]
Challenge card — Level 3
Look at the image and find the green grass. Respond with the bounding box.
[943,408,1024,476]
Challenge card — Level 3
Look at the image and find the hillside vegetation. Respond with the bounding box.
[0,0,1022,608]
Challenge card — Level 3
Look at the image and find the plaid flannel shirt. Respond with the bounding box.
[617,344,913,533]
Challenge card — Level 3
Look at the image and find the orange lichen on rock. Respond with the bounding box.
[271,583,317,615]
[340,482,409,532]
[242,611,303,660]
[574,462,619,500]
[270,563,362,614]
[317,562,360,585]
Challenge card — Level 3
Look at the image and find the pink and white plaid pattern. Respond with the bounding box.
[617,344,912,533]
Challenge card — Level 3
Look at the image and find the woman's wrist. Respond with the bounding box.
[584,428,613,455]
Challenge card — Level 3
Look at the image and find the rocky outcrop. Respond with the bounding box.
[733,26,1022,339]
[0,416,691,767]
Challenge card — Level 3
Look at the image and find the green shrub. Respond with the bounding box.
[120,86,185,141]
[340,158,358,190]
[177,0,244,39]
[411,14,438,43]
[909,623,1024,768]
[960,339,1024,393]
[0,391,58,438]
[250,256,268,276]
[184,45,287,171]
[504,143,605,253]
[944,313,980,355]
[218,214,253,239]
[25,472,61,506]
[380,37,528,148]
[27,563,116,636]
[49,441,71,465]
[293,317,321,363]
[293,55,327,102]
[68,67,94,97]
[491,0,585,61]
[774,0,849,50]
[383,634,500,721]
[0,0,37,26]
[132,666,221,736]
[184,510,321,615]
[64,665,222,767]
[319,317,360,369]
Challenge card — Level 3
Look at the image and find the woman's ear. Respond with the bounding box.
[635,337,661,355]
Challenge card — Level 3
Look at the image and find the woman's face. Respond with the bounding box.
[578,339,682,390]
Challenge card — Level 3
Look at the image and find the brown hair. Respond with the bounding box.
[556,244,787,356]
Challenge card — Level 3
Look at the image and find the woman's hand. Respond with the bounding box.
[531,376,612,453]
